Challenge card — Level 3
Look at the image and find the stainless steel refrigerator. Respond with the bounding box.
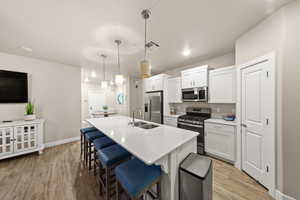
[144,91,163,124]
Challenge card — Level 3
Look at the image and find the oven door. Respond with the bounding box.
[182,89,199,102]
[177,122,205,155]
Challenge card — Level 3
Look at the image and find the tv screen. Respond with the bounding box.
[0,70,28,103]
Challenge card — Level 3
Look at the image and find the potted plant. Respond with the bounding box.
[25,101,36,121]
[102,105,109,117]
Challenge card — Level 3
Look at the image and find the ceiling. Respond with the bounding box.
[0,0,292,77]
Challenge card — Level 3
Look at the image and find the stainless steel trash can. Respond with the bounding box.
[179,153,212,200]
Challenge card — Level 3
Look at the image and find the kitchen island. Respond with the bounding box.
[86,116,198,200]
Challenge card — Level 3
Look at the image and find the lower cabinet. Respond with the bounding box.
[0,119,44,160]
[164,116,178,127]
[204,121,236,162]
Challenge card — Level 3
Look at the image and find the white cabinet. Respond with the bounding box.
[181,65,208,89]
[209,66,236,103]
[144,74,168,92]
[167,77,182,103]
[0,119,44,160]
[205,120,236,162]
[164,116,178,127]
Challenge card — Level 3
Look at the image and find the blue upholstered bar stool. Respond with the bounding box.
[95,144,131,200]
[92,136,116,175]
[85,130,105,169]
[115,158,162,200]
[80,127,97,160]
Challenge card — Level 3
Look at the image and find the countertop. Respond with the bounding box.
[86,116,198,165]
[204,118,237,126]
[164,114,182,118]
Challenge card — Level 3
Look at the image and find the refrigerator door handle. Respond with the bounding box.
[149,99,152,121]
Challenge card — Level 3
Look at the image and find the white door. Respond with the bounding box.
[240,55,275,195]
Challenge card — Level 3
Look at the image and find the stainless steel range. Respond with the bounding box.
[177,107,211,155]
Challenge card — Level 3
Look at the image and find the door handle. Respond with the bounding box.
[241,123,247,128]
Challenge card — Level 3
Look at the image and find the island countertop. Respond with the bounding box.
[86,116,198,165]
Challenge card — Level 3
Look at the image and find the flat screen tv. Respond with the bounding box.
[0,70,28,103]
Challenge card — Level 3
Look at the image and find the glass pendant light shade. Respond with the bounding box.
[115,74,124,85]
[101,81,108,89]
[140,60,151,78]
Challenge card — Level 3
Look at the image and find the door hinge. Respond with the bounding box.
[266,165,269,173]
[266,118,269,125]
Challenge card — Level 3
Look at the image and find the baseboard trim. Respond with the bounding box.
[44,136,80,148]
[276,190,297,200]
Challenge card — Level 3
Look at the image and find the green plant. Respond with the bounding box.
[102,105,108,111]
[26,101,34,115]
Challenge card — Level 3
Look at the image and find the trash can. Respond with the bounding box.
[179,153,213,200]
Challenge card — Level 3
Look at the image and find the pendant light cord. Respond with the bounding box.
[102,56,105,80]
[144,17,147,61]
[117,43,120,74]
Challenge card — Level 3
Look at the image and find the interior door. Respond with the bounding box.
[241,59,274,191]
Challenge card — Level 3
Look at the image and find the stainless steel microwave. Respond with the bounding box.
[182,87,208,102]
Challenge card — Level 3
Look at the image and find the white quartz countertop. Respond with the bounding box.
[164,114,182,118]
[86,116,198,165]
[204,118,237,126]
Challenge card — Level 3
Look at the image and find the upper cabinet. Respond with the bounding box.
[181,65,208,89]
[167,77,182,103]
[209,66,236,103]
[144,74,169,92]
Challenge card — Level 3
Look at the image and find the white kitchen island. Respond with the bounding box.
[86,116,198,200]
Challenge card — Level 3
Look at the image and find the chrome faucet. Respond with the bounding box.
[128,111,135,127]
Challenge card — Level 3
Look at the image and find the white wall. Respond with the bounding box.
[0,52,81,143]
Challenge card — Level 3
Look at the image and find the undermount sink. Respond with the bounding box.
[133,121,147,126]
[139,123,159,129]
[132,121,159,129]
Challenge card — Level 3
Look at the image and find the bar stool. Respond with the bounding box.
[115,158,162,200]
[85,130,105,169]
[95,144,131,200]
[92,136,116,175]
[80,127,97,159]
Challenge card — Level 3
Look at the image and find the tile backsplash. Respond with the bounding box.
[169,102,235,119]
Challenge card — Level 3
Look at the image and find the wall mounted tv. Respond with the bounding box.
[0,70,28,103]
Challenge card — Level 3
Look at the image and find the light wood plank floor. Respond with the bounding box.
[0,142,274,200]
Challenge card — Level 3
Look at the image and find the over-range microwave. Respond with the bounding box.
[182,87,208,102]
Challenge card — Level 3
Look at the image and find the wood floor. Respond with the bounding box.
[0,142,274,200]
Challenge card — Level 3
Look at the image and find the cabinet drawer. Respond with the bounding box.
[164,117,177,127]
[205,122,234,133]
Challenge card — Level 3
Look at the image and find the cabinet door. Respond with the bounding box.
[167,77,182,103]
[209,66,236,103]
[205,123,235,162]
[0,127,13,156]
[143,78,151,92]
[14,124,38,153]
[193,68,208,87]
[181,73,192,89]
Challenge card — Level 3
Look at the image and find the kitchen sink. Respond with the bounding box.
[133,121,147,127]
[131,121,159,129]
[139,124,159,129]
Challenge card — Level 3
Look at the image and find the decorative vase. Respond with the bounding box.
[24,114,36,121]
[104,111,108,117]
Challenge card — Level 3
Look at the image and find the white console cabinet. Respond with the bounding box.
[0,119,44,160]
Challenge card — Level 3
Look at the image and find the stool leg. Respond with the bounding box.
[84,139,88,166]
[116,181,120,200]
[80,134,83,159]
[94,149,97,176]
[99,165,103,195]
[88,141,92,170]
[157,181,161,200]
[106,168,110,200]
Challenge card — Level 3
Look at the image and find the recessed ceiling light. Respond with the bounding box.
[182,49,191,56]
[21,46,33,52]
[91,71,96,78]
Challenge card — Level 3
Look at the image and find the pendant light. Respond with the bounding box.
[140,9,151,78]
[100,54,108,89]
[115,40,124,85]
